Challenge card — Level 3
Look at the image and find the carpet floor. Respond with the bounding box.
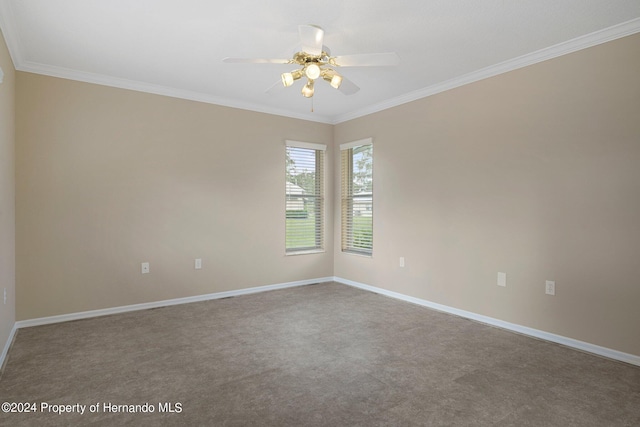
[1,282,639,426]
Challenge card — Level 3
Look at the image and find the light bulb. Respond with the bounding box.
[282,69,304,87]
[330,74,343,89]
[281,72,294,87]
[322,69,343,89]
[301,80,314,98]
[305,63,321,80]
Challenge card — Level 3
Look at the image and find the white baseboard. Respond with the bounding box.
[15,277,334,329]
[0,322,18,372]
[333,276,640,367]
[8,276,638,368]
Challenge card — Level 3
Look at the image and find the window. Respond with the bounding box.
[341,138,373,255]
[285,140,326,254]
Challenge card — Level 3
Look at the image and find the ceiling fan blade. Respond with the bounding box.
[332,52,400,67]
[299,24,324,56]
[338,77,360,95]
[223,57,290,64]
[265,80,285,94]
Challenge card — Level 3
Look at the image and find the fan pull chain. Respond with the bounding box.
[311,96,314,113]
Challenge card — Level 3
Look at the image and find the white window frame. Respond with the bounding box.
[285,140,326,255]
[340,138,373,256]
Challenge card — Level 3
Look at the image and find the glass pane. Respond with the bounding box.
[341,144,373,254]
[286,146,323,252]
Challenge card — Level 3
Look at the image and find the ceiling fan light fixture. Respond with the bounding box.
[301,79,314,98]
[281,72,294,87]
[224,25,398,102]
[330,74,343,89]
[281,69,303,87]
[322,69,343,89]
[304,63,321,80]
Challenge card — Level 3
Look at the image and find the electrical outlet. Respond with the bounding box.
[141,262,150,274]
[497,272,507,287]
[399,257,405,268]
[195,258,202,270]
[545,280,555,295]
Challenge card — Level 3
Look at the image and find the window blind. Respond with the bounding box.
[340,138,373,255]
[285,140,326,254]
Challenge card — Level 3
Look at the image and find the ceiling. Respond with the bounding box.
[1,1,639,124]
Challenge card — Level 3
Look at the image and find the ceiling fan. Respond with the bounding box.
[223,24,399,98]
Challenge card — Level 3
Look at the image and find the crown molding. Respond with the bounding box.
[0,0,23,66]
[0,0,331,124]
[2,0,639,125]
[331,17,640,124]
[15,60,334,124]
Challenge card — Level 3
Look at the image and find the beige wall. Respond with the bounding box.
[334,33,640,356]
[0,29,15,355]
[11,32,640,357]
[16,74,334,320]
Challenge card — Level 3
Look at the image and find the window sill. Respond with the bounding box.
[286,249,326,256]
[342,250,373,258]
